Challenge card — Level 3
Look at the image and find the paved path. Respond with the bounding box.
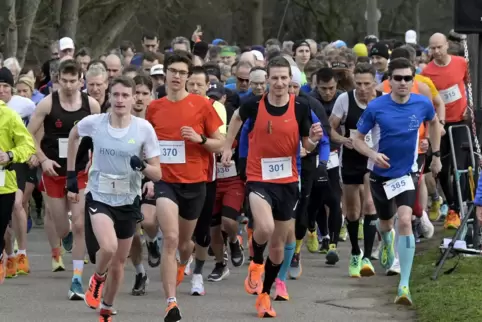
[0,229,415,322]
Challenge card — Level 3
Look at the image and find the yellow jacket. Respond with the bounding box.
[0,102,36,194]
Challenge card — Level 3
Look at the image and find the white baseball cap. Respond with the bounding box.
[150,64,165,76]
[251,50,264,61]
[59,37,75,51]
[405,30,417,45]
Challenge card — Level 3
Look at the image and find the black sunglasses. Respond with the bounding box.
[392,75,413,82]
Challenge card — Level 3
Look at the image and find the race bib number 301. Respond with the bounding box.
[261,157,292,180]
[159,140,186,164]
[383,174,415,200]
[58,138,68,158]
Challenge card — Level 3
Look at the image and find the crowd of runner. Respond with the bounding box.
[0,27,474,321]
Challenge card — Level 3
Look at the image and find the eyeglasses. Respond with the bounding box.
[167,67,189,77]
[392,75,413,82]
[237,77,249,83]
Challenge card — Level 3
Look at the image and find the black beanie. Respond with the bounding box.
[0,67,14,87]
[369,43,390,60]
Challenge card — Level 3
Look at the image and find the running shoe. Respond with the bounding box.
[84,255,89,264]
[358,219,364,240]
[16,254,30,275]
[394,286,413,306]
[440,204,449,219]
[68,279,85,300]
[386,257,400,276]
[0,257,5,284]
[27,217,33,233]
[52,254,65,272]
[6,257,17,278]
[339,223,347,241]
[325,244,339,265]
[288,253,302,279]
[273,278,289,301]
[164,301,182,322]
[230,239,245,267]
[131,273,148,296]
[34,215,44,227]
[379,229,396,269]
[190,273,205,296]
[349,252,363,278]
[85,274,106,309]
[371,241,381,260]
[245,261,264,295]
[420,211,434,239]
[184,256,193,276]
[360,257,375,277]
[429,196,442,221]
[62,231,74,253]
[99,308,113,322]
[306,230,319,253]
[256,292,277,318]
[444,210,461,229]
[177,262,186,286]
[146,240,161,267]
[208,262,230,282]
[319,238,330,254]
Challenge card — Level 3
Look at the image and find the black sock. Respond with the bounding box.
[252,237,267,264]
[222,231,228,246]
[346,219,361,255]
[262,257,282,294]
[193,258,205,275]
[363,214,378,259]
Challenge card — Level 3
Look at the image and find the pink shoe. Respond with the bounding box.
[273,278,289,301]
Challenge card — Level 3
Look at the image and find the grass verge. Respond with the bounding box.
[411,231,482,322]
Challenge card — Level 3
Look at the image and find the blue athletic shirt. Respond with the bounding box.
[356,93,435,178]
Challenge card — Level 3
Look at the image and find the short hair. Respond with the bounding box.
[109,49,124,63]
[120,40,135,53]
[189,66,209,83]
[265,38,281,48]
[87,59,107,71]
[356,56,371,64]
[266,56,291,76]
[390,46,413,63]
[123,65,141,76]
[353,62,376,77]
[141,32,158,42]
[265,48,281,61]
[86,65,108,81]
[133,74,153,91]
[304,59,323,77]
[75,47,91,58]
[171,36,191,52]
[142,51,159,63]
[49,59,60,75]
[208,46,222,59]
[164,50,193,73]
[388,58,415,77]
[203,62,221,80]
[316,68,335,83]
[111,76,136,94]
[59,59,82,78]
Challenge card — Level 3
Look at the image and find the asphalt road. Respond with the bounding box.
[0,228,415,322]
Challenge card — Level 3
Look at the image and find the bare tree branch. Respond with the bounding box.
[52,0,62,38]
[17,0,41,66]
[59,0,79,39]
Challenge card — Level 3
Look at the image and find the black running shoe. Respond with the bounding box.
[131,273,149,296]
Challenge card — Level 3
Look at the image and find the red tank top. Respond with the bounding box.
[246,94,299,184]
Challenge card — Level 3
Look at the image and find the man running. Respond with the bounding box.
[146,51,224,322]
[353,58,441,305]
[221,56,322,318]
[27,59,100,299]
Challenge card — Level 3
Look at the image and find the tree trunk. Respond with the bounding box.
[251,0,264,45]
[59,0,79,40]
[5,0,17,58]
[366,0,378,37]
[90,1,142,58]
[52,0,63,39]
[17,0,41,66]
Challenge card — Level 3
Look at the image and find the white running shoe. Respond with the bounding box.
[386,257,400,276]
[190,273,205,296]
[184,255,193,276]
[420,211,434,239]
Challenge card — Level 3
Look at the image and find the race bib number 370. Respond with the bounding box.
[261,157,292,180]
[383,175,415,200]
[159,140,186,164]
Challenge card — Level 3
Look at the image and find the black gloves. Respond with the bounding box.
[130,155,146,171]
[66,171,79,193]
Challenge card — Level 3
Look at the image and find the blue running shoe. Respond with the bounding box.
[62,232,73,253]
[68,278,84,300]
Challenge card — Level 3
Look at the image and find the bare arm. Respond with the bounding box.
[428,114,441,153]
[142,156,162,182]
[88,96,101,114]
[352,130,377,160]
[66,125,81,171]
[203,130,225,153]
[27,97,52,162]
[432,94,445,122]
[224,109,243,150]
[328,114,350,146]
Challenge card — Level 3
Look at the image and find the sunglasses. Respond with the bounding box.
[237,77,249,83]
[392,75,413,82]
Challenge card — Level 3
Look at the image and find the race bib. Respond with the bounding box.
[0,170,5,187]
[383,175,415,200]
[159,140,186,164]
[439,84,462,104]
[217,161,237,179]
[98,173,130,194]
[261,157,292,180]
[327,152,339,169]
[350,129,373,148]
[58,138,68,158]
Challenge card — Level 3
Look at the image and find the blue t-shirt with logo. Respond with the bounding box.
[357,93,435,178]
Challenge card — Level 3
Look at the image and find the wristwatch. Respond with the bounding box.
[432,150,441,157]
[6,151,13,162]
[199,134,207,145]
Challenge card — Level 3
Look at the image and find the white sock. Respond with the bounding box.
[167,296,177,304]
[17,249,26,256]
[135,264,145,275]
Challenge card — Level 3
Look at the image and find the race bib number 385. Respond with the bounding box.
[159,140,186,164]
[383,174,415,200]
[261,157,292,180]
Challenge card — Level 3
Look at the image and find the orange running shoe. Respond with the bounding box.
[16,254,30,275]
[256,292,277,318]
[444,210,461,230]
[6,257,17,278]
[176,263,186,286]
[85,273,106,309]
[0,257,5,284]
[99,308,113,322]
[244,261,264,295]
[164,301,182,322]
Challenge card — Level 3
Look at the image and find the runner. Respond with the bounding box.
[329,62,380,277]
[0,100,36,284]
[221,56,322,318]
[353,57,441,305]
[66,76,161,321]
[145,50,224,322]
[27,59,100,299]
